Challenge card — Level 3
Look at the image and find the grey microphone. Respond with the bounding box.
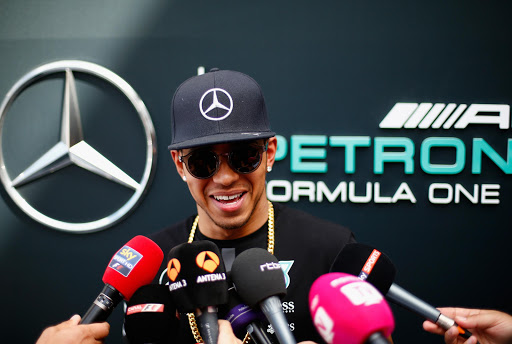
[231,248,297,344]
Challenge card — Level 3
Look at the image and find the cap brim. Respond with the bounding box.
[168,131,276,150]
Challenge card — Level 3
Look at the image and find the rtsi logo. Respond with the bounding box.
[196,251,220,273]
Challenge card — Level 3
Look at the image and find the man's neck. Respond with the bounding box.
[196,199,269,240]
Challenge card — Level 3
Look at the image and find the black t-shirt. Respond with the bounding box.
[148,203,355,343]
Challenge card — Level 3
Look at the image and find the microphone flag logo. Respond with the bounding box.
[196,251,220,273]
[167,258,181,282]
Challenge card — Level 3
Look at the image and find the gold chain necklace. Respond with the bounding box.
[187,200,275,344]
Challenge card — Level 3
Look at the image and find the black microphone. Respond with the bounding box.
[331,243,475,341]
[124,284,178,344]
[81,236,164,324]
[167,241,229,344]
[231,248,296,344]
[220,285,272,344]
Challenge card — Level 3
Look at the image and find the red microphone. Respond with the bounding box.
[309,273,394,344]
[80,235,163,324]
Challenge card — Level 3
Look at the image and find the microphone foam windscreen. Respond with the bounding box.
[167,240,228,312]
[222,287,266,336]
[330,243,396,294]
[103,235,164,300]
[124,284,178,344]
[309,273,395,344]
[230,248,286,307]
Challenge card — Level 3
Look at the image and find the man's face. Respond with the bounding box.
[171,137,277,232]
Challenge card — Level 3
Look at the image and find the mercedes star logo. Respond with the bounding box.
[0,60,157,233]
[199,88,233,121]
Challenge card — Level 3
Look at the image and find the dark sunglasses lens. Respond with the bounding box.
[230,147,262,173]
[187,151,218,178]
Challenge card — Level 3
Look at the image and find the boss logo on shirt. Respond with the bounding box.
[282,301,295,314]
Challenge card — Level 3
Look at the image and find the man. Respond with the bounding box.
[149,68,355,343]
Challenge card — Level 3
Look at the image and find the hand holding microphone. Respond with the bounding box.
[423,307,512,344]
[218,319,243,344]
[81,235,164,324]
[221,285,271,344]
[309,272,394,344]
[167,240,229,344]
[330,243,475,342]
[36,315,109,344]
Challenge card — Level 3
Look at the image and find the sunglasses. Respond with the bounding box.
[178,141,269,179]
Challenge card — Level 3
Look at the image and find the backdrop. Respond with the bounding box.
[1,1,510,343]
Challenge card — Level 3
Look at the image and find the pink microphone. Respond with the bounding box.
[309,273,395,344]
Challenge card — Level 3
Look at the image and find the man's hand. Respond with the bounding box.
[218,320,242,344]
[423,307,512,344]
[36,315,110,344]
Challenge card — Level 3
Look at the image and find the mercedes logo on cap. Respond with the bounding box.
[199,88,233,121]
[0,60,157,233]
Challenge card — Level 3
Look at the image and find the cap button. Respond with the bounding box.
[209,68,220,72]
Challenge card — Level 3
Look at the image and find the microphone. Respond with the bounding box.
[221,286,272,344]
[331,243,474,341]
[167,240,229,344]
[124,284,178,344]
[81,235,164,324]
[309,272,394,344]
[230,248,296,344]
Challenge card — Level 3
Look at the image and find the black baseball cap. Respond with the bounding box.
[168,69,276,150]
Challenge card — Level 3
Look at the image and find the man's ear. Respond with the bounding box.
[170,150,186,179]
[266,137,277,169]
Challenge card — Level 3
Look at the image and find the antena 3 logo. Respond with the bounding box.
[109,246,143,277]
[167,258,188,291]
[196,250,220,273]
[195,251,226,284]
[167,258,181,282]
[267,102,510,206]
